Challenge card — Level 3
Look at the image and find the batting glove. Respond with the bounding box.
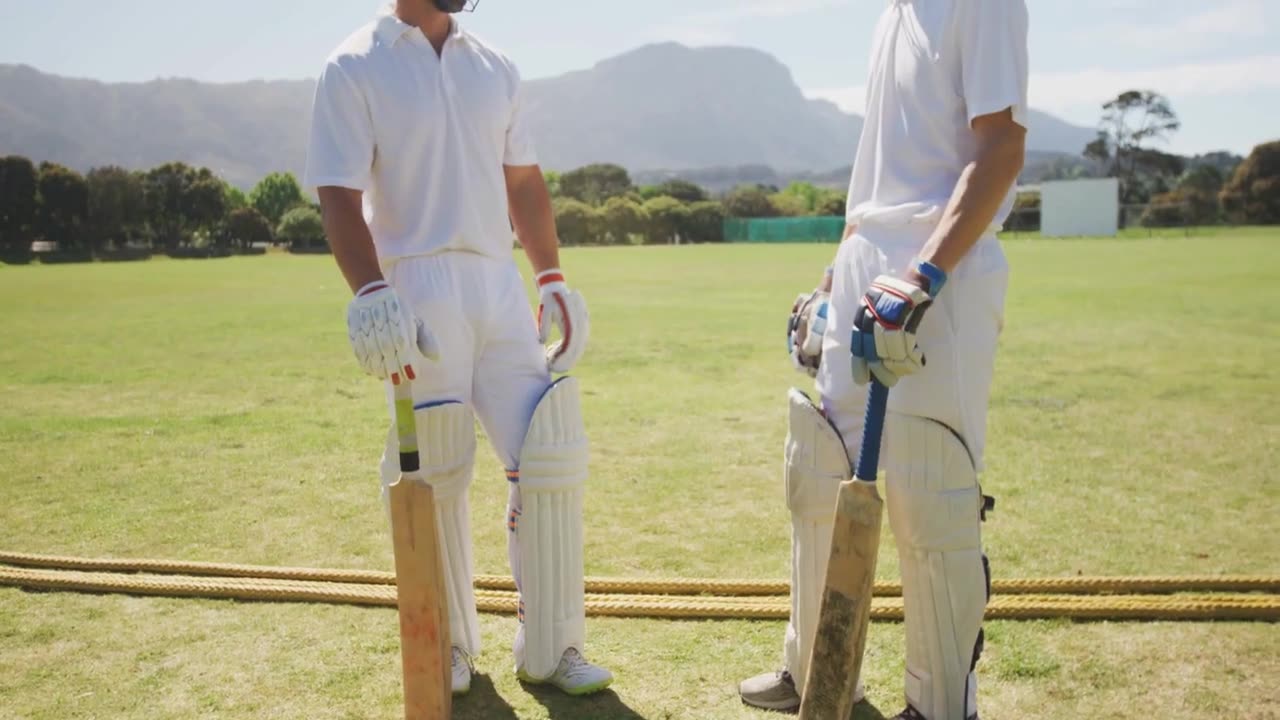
[347,280,439,386]
[788,288,830,378]
[851,260,947,388]
[536,269,590,374]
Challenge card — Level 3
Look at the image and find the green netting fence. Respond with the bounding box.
[723,216,846,243]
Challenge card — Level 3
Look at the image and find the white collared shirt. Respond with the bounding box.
[304,11,537,263]
[846,0,1029,233]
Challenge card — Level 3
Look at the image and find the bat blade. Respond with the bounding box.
[799,380,889,720]
[798,479,883,719]
[390,475,451,720]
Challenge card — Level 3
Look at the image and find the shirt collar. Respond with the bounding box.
[374,8,466,48]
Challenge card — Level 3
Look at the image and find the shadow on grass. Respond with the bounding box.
[454,674,520,720]
[853,699,890,720]
[521,681,648,719]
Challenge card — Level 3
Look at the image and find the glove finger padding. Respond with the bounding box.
[546,290,589,374]
[869,361,900,388]
[537,297,560,345]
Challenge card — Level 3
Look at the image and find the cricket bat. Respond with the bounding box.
[798,380,889,720]
[388,382,451,720]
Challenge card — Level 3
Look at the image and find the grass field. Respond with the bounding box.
[2,229,1278,719]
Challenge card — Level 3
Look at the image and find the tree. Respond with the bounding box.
[185,174,228,238]
[1178,164,1225,195]
[600,196,648,245]
[1087,90,1182,204]
[723,185,779,218]
[681,201,727,243]
[542,170,562,197]
[224,183,249,211]
[781,182,822,213]
[1005,191,1041,232]
[653,179,708,204]
[559,164,633,206]
[0,155,39,260]
[223,207,274,251]
[1220,140,1280,225]
[277,206,327,251]
[642,196,689,244]
[769,191,810,217]
[143,162,197,249]
[37,162,89,251]
[250,172,307,226]
[552,198,601,246]
[815,189,847,217]
[87,166,147,251]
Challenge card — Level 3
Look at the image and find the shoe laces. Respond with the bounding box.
[452,646,474,674]
[557,648,593,680]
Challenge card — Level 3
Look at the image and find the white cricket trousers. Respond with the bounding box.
[376,251,553,656]
[815,221,1009,469]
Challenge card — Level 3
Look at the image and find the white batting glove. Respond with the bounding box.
[346,280,439,386]
[788,289,830,378]
[850,260,947,388]
[536,269,590,374]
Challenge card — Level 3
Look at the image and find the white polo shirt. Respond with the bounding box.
[846,0,1029,233]
[304,11,537,263]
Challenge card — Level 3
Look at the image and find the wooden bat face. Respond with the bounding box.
[389,384,451,719]
[390,476,451,719]
[799,479,883,719]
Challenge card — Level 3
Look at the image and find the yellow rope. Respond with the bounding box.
[3,551,1275,597]
[3,562,1278,623]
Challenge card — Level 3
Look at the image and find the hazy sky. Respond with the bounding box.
[2,0,1276,155]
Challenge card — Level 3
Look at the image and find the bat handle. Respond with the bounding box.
[393,382,420,474]
[854,380,889,482]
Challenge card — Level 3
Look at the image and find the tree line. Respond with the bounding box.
[0,154,848,262]
[0,157,324,264]
[1027,90,1279,229]
[546,164,846,246]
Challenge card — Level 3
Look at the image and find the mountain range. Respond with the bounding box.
[0,42,1097,190]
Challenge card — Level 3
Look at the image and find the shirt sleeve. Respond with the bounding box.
[956,0,1030,128]
[303,60,375,191]
[503,63,539,167]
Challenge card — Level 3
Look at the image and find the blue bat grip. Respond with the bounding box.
[854,380,889,482]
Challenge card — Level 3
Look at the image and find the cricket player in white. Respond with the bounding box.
[304,0,613,697]
[747,1,1029,718]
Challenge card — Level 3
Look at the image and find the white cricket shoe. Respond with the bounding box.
[517,648,614,696]
[451,646,473,696]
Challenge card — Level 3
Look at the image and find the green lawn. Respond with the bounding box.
[2,231,1278,719]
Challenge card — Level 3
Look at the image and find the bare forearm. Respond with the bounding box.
[318,188,383,293]
[918,126,1025,275]
[507,171,561,274]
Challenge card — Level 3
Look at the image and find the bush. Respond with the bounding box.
[97,247,153,262]
[1005,191,1041,232]
[1140,194,1187,228]
[167,247,233,259]
[1220,140,1280,224]
[277,206,327,252]
[682,201,727,243]
[0,248,34,265]
[723,186,779,218]
[553,198,602,246]
[642,196,689,244]
[37,249,95,264]
[223,207,274,251]
[600,197,648,245]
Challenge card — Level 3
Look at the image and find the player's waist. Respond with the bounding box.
[849,201,1004,240]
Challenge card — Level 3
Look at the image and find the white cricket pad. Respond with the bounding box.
[382,401,480,656]
[511,378,589,680]
[884,413,988,720]
[780,388,860,699]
